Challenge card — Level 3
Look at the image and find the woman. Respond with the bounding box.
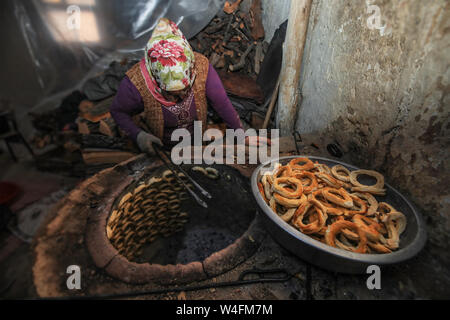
[111,18,261,156]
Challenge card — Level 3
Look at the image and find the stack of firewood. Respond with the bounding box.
[190,0,267,79]
[75,97,138,165]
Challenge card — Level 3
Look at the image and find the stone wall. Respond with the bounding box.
[294,0,449,261]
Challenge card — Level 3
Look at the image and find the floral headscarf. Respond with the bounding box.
[140,18,196,106]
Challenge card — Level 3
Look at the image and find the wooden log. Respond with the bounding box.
[99,117,117,137]
[204,19,227,34]
[216,55,226,69]
[277,0,313,135]
[209,52,221,67]
[223,0,242,14]
[79,97,113,122]
[77,118,99,135]
[222,15,235,46]
[235,26,249,41]
[196,33,208,53]
[223,42,244,55]
[249,0,265,40]
[78,100,94,114]
[229,43,254,71]
[80,134,132,151]
[254,41,263,75]
[81,150,136,165]
[92,96,114,116]
[211,39,221,51]
[238,12,253,40]
[218,71,265,104]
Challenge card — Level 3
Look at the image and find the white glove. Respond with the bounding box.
[136,131,163,155]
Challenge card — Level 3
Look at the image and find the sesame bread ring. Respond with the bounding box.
[352,214,385,243]
[351,192,378,216]
[145,188,159,197]
[378,202,397,215]
[258,182,268,203]
[191,166,208,175]
[325,221,368,253]
[140,199,154,208]
[292,171,318,194]
[335,233,355,251]
[331,165,351,182]
[382,211,407,250]
[322,187,354,208]
[162,170,174,179]
[349,169,385,195]
[156,199,169,207]
[313,162,332,175]
[273,165,293,178]
[106,226,113,239]
[351,186,386,196]
[341,228,360,241]
[315,172,343,188]
[273,192,307,208]
[367,241,392,254]
[310,190,345,216]
[273,177,304,199]
[147,177,162,186]
[292,200,326,234]
[168,199,181,210]
[289,157,315,171]
[108,210,119,224]
[118,192,132,208]
[280,208,296,222]
[269,197,297,222]
[343,194,367,217]
[205,167,220,179]
[376,202,397,221]
[261,173,273,200]
[134,184,147,194]
[154,193,168,202]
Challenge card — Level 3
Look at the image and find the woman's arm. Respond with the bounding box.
[110,76,145,141]
[205,64,243,130]
[205,64,270,146]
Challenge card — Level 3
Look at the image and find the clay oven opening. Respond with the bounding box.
[87,161,261,284]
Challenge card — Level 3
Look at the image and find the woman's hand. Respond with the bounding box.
[245,135,272,147]
[137,131,163,155]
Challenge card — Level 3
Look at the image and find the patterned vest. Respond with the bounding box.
[126,52,209,140]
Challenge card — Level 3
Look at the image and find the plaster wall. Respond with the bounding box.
[294,0,449,259]
[261,0,291,42]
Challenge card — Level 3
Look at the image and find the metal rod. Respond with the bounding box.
[153,146,208,208]
[155,145,212,199]
[36,268,293,300]
[169,164,212,199]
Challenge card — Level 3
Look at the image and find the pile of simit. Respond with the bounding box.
[107,167,219,261]
[258,157,407,254]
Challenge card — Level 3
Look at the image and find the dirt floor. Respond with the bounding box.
[1,140,450,300]
[0,148,79,298]
[2,218,449,300]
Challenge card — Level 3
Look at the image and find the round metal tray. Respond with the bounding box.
[251,155,427,274]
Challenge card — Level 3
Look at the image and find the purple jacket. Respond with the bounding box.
[110,64,242,144]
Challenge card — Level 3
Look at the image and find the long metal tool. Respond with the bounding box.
[37,268,292,300]
[153,145,209,209]
[154,144,212,199]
